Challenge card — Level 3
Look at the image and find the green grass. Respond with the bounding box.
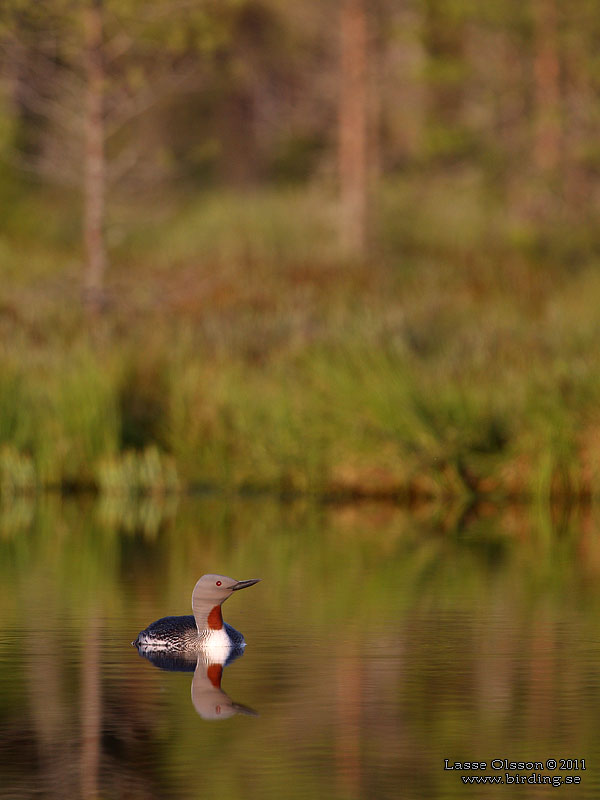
[1,179,600,500]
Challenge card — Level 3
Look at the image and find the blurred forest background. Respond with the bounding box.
[1,0,600,501]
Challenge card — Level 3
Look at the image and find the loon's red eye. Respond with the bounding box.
[216,580,222,586]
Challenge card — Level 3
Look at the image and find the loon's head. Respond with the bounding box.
[192,574,260,633]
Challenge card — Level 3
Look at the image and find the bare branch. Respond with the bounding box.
[106,142,140,184]
[1,141,81,187]
[10,81,82,134]
[104,30,134,64]
[105,62,204,138]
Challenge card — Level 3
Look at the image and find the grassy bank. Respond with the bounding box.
[2,177,600,500]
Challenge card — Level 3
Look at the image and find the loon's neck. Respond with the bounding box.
[206,604,223,630]
[192,585,227,636]
[194,602,225,635]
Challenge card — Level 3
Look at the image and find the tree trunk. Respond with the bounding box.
[422,0,465,159]
[83,0,107,317]
[339,0,369,257]
[532,0,561,179]
[219,87,258,187]
[562,21,589,212]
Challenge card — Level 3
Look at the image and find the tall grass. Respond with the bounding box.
[2,181,600,499]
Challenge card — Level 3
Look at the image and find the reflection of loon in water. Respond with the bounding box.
[133,574,260,652]
[133,574,260,719]
[137,646,258,720]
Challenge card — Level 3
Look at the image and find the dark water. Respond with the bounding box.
[1,496,600,799]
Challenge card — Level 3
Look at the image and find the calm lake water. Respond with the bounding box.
[1,495,600,799]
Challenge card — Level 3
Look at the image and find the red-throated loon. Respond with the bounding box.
[133,574,260,653]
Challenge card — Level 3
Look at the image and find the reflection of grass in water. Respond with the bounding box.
[0,495,595,620]
[1,496,600,797]
[2,186,600,498]
[96,491,180,538]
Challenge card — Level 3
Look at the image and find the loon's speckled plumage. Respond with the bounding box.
[134,615,246,650]
[133,573,260,654]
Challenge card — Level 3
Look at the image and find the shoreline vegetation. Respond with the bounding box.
[3,181,600,504]
[3,1,600,506]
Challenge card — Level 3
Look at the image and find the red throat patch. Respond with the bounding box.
[207,605,223,630]
[206,664,223,688]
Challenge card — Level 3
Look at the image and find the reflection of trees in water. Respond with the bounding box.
[81,618,100,800]
[14,615,165,798]
[334,640,362,798]
[27,623,72,798]
[4,607,593,799]
[1,637,129,796]
[0,497,599,797]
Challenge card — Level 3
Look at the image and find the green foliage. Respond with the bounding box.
[0,446,35,496]
[96,445,179,495]
[1,181,600,500]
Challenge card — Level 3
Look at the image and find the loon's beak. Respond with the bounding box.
[232,702,259,716]
[231,578,260,591]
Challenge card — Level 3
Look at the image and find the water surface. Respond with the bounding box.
[1,497,600,798]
